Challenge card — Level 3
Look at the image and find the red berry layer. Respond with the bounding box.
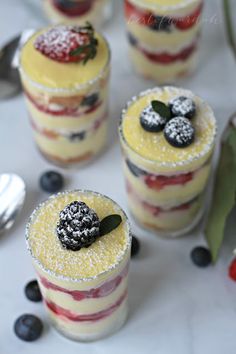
[52,0,94,17]
[125,0,203,31]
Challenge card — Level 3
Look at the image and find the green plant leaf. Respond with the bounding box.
[151,100,172,119]
[205,126,236,263]
[99,214,122,237]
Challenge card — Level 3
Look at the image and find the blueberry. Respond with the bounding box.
[164,117,195,148]
[131,235,140,258]
[81,93,99,107]
[127,32,138,47]
[169,96,196,119]
[126,159,146,177]
[149,16,172,32]
[191,247,212,267]
[24,280,42,302]
[69,131,86,141]
[39,171,64,193]
[140,104,167,133]
[14,314,43,342]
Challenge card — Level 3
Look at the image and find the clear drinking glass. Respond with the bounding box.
[124,0,204,83]
[26,190,131,341]
[19,27,110,167]
[119,86,217,237]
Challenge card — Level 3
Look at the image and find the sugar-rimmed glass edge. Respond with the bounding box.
[25,190,132,283]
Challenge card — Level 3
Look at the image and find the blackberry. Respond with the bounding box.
[57,201,100,251]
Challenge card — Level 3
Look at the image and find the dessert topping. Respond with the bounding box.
[57,201,122,251]
[34,23,98,64]
[164,117,195,148]
[170,96,196,119]
[140,101,170,133]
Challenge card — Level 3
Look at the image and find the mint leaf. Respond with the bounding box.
[205,126,236,263]
[151,100,172,119]
[99,214,122,237]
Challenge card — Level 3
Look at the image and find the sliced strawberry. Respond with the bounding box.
[34,24,98,63]
[139,39,198,64]
[174,3,203,30]
[124,0,155,26]
[144,172,193,190]
[53,0,94,17]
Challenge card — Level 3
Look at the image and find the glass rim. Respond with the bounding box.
[19,27,111,94]
[118,86,217,170]
[25,189,132,283]
[129,0,202,12]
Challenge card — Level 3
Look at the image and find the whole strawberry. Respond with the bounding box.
[34,23,98,64]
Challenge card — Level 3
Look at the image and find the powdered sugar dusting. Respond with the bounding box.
[34,25,91,62]
[140,104,166,131]
[164,117,195,147]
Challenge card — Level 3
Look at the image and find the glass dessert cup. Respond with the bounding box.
[119,86,217,238]
[26,190,131,342]
[19,26,110,168]
[43,0,113,28]
[124,0,204,83]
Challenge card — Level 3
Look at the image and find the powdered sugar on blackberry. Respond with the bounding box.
[57,201,100,251]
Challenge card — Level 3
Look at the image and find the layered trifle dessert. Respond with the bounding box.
[20,24,110,167]
[26,190,131,341]
[119,86,216,237]
[124,0,203,82]
[43,0,112,28]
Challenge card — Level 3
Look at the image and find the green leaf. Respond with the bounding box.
[205,126,236,263]
[99,214,122,237]
[151,100,172,119]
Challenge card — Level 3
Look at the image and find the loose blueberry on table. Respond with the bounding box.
[190,247,212,268]
[24,280,42,302]
[40,171,64,193]
[14,314,43,342]
[131,235,140,258]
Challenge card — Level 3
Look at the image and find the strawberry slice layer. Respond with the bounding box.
[124,0,203,31]
[144,172,193,190]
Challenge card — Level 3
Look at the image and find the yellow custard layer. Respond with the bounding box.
[121,87,216,171]
[20,29,109,90]
[27,191,130,279]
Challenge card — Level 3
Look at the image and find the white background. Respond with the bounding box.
[1,0,236,353]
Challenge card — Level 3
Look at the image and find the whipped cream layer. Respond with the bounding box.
[26,190,131,341]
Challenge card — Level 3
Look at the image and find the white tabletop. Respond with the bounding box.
[1,1,236,353]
